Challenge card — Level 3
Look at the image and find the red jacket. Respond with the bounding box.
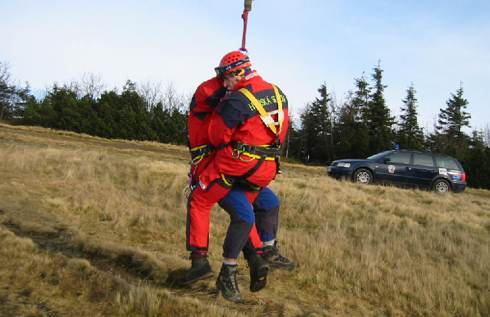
[187,77,227,183]
[188,76,226,149]
[203,73,289,188]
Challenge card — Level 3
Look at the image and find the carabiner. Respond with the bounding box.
[232,149,241,160]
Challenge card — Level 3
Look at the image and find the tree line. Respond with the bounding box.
[1,61,490,189]
[1,63,188,144]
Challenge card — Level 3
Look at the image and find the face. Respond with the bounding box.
[223,75,240,90]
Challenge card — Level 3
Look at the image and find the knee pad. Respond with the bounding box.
[219,189,255,224]
[254,187,280,211]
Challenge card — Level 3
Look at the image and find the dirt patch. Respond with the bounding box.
[1,218,217,295]
[2,220,158,283]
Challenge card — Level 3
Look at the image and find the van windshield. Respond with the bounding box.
[367,151,393,161]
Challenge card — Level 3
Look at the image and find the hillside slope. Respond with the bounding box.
[1,123,489,317]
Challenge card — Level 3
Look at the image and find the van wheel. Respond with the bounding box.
[353,168,373,185]
[432,179,451,193]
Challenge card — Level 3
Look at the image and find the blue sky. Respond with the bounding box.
[2,0,489,131]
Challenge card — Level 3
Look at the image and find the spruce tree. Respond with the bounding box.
[433,86,471,159]
[397,84,424,150]
[299,84,334,163]
[436,86,470,138]
[364,62,395,154]
[335,76,370,158]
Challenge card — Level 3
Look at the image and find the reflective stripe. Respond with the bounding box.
[190,144,214,165]
[221,173,233,186]
[238,85,285,136]
[240,152,276,161]
[190,144,209,151]
[191,154,206,164]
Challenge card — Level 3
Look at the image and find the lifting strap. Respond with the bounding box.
[238,85,284,136]
[241,0,253,51]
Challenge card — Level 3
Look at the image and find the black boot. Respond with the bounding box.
[247,253,269,292]
[216,264,242,303]
[262,242,297,270]
[182,257,213,285]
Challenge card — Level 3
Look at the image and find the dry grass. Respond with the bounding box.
[1,122,489,316]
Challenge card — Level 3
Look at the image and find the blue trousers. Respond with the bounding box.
[218,187,280,258]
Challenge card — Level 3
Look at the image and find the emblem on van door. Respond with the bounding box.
[388,165,396,174]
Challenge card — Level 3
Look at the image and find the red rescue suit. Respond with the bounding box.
[199,73,288,188]
[188,77,225,184]
[188,72,289,258]
[186,76,264,254]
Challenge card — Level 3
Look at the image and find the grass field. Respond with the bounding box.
[0,122,489,317]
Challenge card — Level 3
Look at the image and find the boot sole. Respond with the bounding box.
[250,265,269,292]
[181,271,214,286]
[270,263,297,271]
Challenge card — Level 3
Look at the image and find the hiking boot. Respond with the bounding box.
[216,264,242,303]
[182,257,213,285]
[262,242,297,270]
[247,253,269,292]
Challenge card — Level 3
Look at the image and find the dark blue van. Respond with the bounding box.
[327,150,467,193]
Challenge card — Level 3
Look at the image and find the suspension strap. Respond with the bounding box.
[241,0,253,51]
[238,85,284,136]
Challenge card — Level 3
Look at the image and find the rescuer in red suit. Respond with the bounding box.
[187,50,290,302]
[186,73,296,293]
[185,75,268,291]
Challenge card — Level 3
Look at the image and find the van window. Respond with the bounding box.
[413,153,435,167]
[436,156,460,170]
[385,152,411,164]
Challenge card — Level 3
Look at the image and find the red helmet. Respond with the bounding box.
[215,50,252,77]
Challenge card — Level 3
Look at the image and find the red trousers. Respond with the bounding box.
[186,173,262,254]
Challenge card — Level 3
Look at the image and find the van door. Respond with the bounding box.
[375,151,413,185]
[409,153,438,188]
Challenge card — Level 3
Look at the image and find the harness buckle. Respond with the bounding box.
[238,153,255,162]
[232,148,255,162]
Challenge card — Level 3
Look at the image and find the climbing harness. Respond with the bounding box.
[236,84,285,174]
[238,85,285,138]
[231,141,280,162]
[189,144,215,165]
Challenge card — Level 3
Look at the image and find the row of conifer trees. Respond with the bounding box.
[1,61,489,188]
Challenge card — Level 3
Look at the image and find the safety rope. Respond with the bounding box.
[241,0,253,51]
